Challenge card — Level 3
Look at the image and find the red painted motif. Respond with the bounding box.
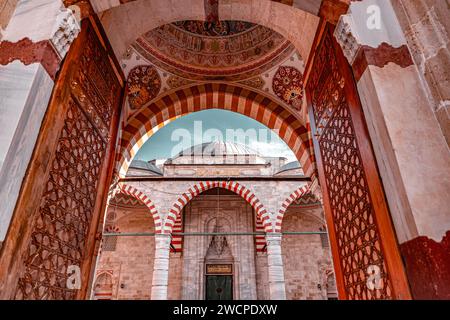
[0,38,61,79]
[272,66,304,110]
[126,65,161,110]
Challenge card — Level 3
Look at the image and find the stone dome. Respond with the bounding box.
[166,141,267,165]
[128,159,163,175]
[274,160,304,176]
[175,141,259,156]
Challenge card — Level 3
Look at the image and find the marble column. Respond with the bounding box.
[151,233,172,300]
[266,233,286,300]
[334,0,450,299]
[0,0,80,242]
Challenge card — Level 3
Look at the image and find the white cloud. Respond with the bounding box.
[248,139,297,162]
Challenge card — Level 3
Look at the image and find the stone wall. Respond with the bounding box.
[392,0,450,146]
[178,195,258,300]
[94,205,155,299]
[94,193,332,300]
[281,205,333,300]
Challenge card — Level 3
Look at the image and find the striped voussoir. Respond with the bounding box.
[116,84,315,178]
[255,215,267,253]
[274,184,310,232]
[170,214,183,252]
[163,181,270,234]
[116,116,180,176]
[119,184,162,232]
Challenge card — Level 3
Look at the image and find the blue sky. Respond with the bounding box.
[134,109,297,162]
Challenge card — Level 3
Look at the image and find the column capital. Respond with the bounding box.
[50,6,81,59]
[334,13,360,65]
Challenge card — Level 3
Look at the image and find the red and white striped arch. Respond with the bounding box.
[117,83,315,178]
[119,184,163,233]
[170,214,183,253]
[164,181,271,234]
[170,199,269,253]
[255,215,268,253]
[115,116,180,177]
[274,184,310,232]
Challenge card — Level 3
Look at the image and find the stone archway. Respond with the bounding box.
[119,184,162,232]
[117,84,315,178]
[0,1,448,298]
[93,0,324,63]
[165,181,270,233]
[167,184,269,254]
[165,181,270,258]
[275,184,310,232]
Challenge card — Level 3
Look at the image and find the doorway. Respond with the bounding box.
[206,275,233,300]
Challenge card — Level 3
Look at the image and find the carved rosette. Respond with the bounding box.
[272,66,304,110]
[126,65,161,110]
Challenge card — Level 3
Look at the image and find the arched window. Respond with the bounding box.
[93,272,113,300]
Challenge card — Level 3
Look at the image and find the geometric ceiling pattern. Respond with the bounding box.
[121,20,306,119]
[133,20,295,82]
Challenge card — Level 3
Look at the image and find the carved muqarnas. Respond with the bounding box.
[272,66,304,110]
[126,65,161,110]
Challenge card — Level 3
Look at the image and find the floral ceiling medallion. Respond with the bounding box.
[126,65,161,110]
[272,66,304,110]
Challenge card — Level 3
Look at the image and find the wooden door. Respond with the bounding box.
[305,24,411,300]
[0,17,124,299]
[206,275,233,300]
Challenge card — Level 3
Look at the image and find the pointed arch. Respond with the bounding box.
[92,271,113,300]
[117,83,315,178]
[118,184,162,232]
[91,0,323,16]
[274,184,310,232]
[170,213,183,253]
[164,181,271,233]
[170,197,269,253]
[255,215,268,253]
[92,0,324,61]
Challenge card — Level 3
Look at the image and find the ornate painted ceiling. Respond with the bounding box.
[172,20,255,37]
[132,20,295,82]
[121,20,307,121]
